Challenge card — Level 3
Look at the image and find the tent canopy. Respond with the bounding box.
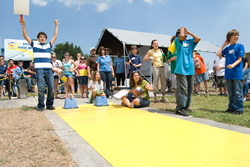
[96,28,219,54]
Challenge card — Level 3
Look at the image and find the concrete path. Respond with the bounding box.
[1,95,249,167]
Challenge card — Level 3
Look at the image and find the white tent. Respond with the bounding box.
[96,28,220,87]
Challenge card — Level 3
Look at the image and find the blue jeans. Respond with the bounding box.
[226,79,244,112]
[243,68,250,82]
[16,77,32,94]
[36,69,54,108]
[100,71,112,98]
[176,74,194,111]
[243,82,248,95]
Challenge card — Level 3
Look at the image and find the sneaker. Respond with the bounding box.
[196,92,200,96]
[109,96,112,99]
[231,110,243,115]
[243,97,247,102]
[28,89,35,93]
[0,96,3,99]
[37,108,44,112]
[186,108,194,113]
[205,91,209,97]
[225,109,233,113]
[12,94,17,97]
[218,93,223,96]
[121,102,126,106]
[175,109,189,116]
[223,93,228,96]
[46,106,55,110]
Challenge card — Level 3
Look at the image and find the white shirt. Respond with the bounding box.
[215,57,225,76]
[52,60,63,76]
[88,80,104,91]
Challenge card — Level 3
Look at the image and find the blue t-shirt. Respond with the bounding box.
[174,37,198,75]
[222,43,245,80]
[13,66,24,81]
[0,64,7,78]
[97,55,112,72]
[114,57,125,74]
[127,54,142,72]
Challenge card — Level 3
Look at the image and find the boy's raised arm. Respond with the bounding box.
[51,20,59,46]
[217,40,229,57]
[187,29,201,43]
[20,18,31,45]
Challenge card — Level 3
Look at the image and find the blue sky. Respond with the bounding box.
[1,0,250,56]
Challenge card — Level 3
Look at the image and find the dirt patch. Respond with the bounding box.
[0,107,75,166]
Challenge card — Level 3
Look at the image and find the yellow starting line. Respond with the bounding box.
[55,103,250,167]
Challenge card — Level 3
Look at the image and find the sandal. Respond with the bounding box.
[154,100,160,103]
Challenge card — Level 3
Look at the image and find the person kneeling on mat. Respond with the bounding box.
[121,71,154,108]
[88,71,105,103]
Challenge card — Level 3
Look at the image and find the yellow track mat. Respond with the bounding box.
[55,103,250,167]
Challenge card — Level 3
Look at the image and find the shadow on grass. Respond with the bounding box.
[196,108,225,114]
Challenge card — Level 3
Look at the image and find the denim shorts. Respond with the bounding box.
[195,71,209,83]
[64,74,75,79]
[0,79,4,86]
[79,76,88,85]
[54,76,59,80]
[127,95,150,108]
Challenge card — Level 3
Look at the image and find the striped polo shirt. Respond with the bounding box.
[31,41,52,70]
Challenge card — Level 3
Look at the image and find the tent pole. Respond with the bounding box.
[123,42,127,89]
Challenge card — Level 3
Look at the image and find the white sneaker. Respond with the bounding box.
[243,97,247,102]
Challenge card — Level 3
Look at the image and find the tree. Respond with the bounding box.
[53,42,89,60]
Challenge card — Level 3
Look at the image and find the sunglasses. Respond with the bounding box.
[52,57,56,58]
[80,58,85,60]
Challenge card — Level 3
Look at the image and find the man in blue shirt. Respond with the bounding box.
[113,52,125,86]
[20,18,58,111]
[126,45,142,77]
[13,60,33,97]
[169,27,200,116]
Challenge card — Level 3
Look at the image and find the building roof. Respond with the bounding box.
[96,28,219,54]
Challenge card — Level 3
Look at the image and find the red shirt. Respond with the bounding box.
[7,65,18,79]
[193,55,207,75]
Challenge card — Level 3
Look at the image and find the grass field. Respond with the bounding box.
[149,82,250,128]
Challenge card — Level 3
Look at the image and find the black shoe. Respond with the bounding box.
[225,109,233,113]
[175,109,189,116]
[13,94,17,97]
[28,89,35,93]
[186,108,194,113]
[61,92,65,94]
[37,108,44,112]
[223,93,228,96]
[231,110,243,115]
[218,93,223,96]
[46,106,55,110]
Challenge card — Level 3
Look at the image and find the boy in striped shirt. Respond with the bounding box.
[20,18,59,111]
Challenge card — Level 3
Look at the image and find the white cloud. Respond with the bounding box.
[31,0,166,12]
[144,0,166,5]
[57,0,118,12]
[32,0,49,6]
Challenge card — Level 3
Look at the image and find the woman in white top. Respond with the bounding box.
[88,71,105,103]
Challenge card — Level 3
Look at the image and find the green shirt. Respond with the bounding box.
[167,50,177,74]
[132,80,149,100]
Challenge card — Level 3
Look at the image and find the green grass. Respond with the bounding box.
[150,93,250,128]
[20,106,37,111]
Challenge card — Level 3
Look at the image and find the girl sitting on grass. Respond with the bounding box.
[121,71,154,108]
[88,71,105,103]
